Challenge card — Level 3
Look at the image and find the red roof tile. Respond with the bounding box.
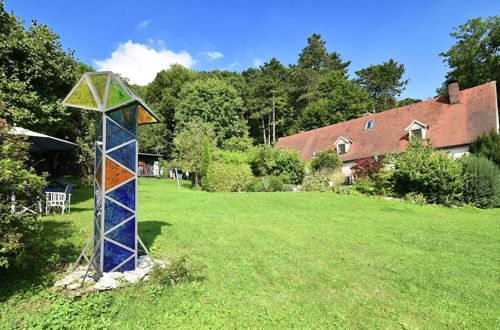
[275,81,499,162]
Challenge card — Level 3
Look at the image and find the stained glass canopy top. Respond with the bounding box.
[62,71,159,125]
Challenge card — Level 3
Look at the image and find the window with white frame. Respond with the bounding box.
[364,119,375,130]
[337,143,347,154]
[334,136,351,154]
[405,120,427,140]
[410,128,423,139]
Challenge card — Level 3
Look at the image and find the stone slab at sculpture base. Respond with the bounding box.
[54,256,168,293]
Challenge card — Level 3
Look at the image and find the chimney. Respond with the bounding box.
[448,82,460,104]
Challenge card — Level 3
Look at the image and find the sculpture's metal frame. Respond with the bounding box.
[62,72,159,277]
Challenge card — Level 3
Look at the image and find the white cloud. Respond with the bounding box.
[93,40,195,85]
[202,51,224,60]
[137,19,151,30]
[253,58,264,67]
[223,62,239,71]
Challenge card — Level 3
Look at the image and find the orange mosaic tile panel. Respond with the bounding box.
[138,104,157,124]
[105,157,134,191]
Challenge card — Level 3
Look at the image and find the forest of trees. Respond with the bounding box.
[137,33,418,154]
[1,0,498,176]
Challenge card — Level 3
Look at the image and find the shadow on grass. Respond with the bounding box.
[139,221,172,250]
[0,220,80,302]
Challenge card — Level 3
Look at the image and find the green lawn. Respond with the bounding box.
[1,178,499,328]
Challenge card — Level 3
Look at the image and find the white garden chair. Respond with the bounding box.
[10,195,42,216]
[45,185,72,215]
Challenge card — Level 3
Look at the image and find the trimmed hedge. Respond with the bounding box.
[202,162,254,192]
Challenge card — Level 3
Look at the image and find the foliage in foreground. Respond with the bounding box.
[250,145,305,185]
[303,171,347,193]
[248,175,285,192]
[310,149,342,172]
[202,162,254,192]
[391,139,464,205]
[468,129,500,166]
[462,155,500,208]
[0,119,46,268]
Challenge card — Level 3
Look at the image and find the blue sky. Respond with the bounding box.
[5,0,499,99]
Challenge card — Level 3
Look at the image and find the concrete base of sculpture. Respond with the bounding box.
[54,256,168,292]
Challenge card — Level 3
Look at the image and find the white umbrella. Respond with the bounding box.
[9,127,77,152]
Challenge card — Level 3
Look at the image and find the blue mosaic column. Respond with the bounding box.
[63,72,159,273]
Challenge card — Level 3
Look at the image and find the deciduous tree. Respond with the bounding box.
[172,119,216,186]
[175,78,247,145]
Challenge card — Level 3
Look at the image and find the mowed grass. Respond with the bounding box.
[1,178,499,328]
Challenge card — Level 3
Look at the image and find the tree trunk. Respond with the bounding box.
[261,115,267,145]
[267,113,271,145]
[272,92,276,143]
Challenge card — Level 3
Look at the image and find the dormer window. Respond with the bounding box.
[405,120,427,140]
[337,143,347,154]
[365,119,375,130]
[312,151,318,158]
[410,128,423,139]
[334,136,352,154]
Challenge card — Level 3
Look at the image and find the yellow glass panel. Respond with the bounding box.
[66,78,98,109]
[90,74,108,103]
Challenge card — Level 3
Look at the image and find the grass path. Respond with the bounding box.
[1,178,499,328]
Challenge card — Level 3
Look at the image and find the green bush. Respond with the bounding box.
[249,176,284,192]
[333,185,357,195]
[249,145,273,177]
[462,155,500,208]
[353,168,394,196]
[468,129,500,166]
[0,119,46,269]
[353,177,378,195]
[268,176,284,191]
[392,139,463,205]
[212,150,251,165]
[404,192,427,205]
[150,255,198,286]
[303,173,332,192]
[249,145,305,185]
[202,162,254,192]
[310,149,342,172]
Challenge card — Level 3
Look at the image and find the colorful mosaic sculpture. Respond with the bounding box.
[62,72,159,273]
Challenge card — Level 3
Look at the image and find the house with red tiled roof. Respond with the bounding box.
[275,81,499,176]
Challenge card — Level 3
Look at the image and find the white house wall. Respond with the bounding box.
[341,162,356,176]
[440,145,469,159]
